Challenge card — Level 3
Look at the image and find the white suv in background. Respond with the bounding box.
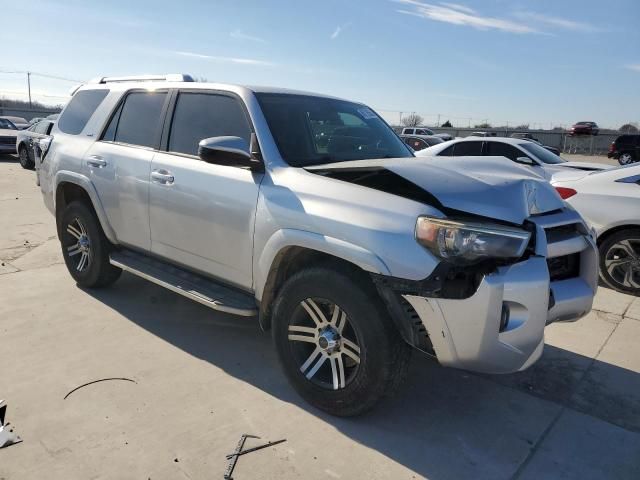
[38,74,597,416]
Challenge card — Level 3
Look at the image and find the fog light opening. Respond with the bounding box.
[500,304,510,332]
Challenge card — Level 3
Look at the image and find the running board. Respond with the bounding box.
[109,250,257,316]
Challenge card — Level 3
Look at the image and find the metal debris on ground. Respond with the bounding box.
[223,434,287,479]
[63,377,137,400]
[0,399,23,449]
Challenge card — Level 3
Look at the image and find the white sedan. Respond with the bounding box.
[415,136,610,180]
[551,165,640,295]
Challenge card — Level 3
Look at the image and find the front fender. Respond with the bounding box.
[54,171,118,244]
[254,228,390,301]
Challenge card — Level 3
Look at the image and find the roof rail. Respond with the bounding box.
[87,74,195,84]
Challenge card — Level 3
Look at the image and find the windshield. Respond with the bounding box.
[520,142,566,165]
[0,119,17,130]
[256,93,413,167]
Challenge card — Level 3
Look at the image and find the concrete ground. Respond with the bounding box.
[0,154,638,480]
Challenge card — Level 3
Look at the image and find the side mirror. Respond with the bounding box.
[516,156,536,166]
[198,136,263,171]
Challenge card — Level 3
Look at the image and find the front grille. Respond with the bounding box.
[0,136,16,145]
[547,253,580,281]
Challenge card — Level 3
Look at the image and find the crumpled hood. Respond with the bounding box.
[308,156,565,225]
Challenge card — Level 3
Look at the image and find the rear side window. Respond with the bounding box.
[438,145,455,156]
[34,121,51,135]
[485,142,523,161]
[58,89,109,135]
[168,92,251,156]
[452,141,483,156]
[112,92,167,148]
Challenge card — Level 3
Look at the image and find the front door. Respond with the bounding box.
[149,91,262,289]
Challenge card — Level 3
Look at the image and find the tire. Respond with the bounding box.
[599,229,640,296]
[59,201,121,288]
[272,266,411,416]
[18,145,35,170]
[618,152,636,165]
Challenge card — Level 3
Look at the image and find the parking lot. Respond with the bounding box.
[0,154,638,479]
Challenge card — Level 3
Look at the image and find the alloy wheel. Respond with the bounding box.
[19,148,28,166]
[619,153,634,165]
[604,239,640,289]
[64,218,92,272]
[287,298,361,390]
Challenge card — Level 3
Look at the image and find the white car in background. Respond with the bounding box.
[416,137,611,180]
[551,166,640,295]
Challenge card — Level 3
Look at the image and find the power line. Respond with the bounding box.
[0,70,82,83]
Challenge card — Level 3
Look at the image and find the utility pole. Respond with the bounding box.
[399,111,403,126]
[437,113,441,127]
[27,71,32,109]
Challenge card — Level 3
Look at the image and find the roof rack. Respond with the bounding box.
[87,74,195,84]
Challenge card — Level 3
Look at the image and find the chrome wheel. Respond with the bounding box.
[65,218,92,272]
[604,239,640,289]
[619,153,635,165]
[288,298,361,390]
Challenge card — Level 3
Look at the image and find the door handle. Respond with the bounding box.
[87,155,107,168]
[151,169,175,185]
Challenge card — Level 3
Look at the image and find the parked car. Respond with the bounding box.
[551,165,640,295]
[28,117,47,126]
[400,134,444,151]
[469,131,497,137]
[401,127,453,141]
[608,134,639,165]
[510,132,561,156]
[39,74,597,416]
[15,120,54,169]
[0,116,29,130]
[0,118,18,154]
[569,121,599,136]
[415,136,610,180]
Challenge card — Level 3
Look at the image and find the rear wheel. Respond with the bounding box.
[618,152,636,165]
[599,229,640,295]
[272,267,411,416]
[59,201,121,288]
[18,145,35,170]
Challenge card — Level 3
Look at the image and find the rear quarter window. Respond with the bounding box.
[58,89,109,135]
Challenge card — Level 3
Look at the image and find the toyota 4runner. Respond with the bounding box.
[38,74,598,416]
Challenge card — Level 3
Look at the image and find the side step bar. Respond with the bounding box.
[109,250,257,316]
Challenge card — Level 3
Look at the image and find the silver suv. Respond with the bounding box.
[39,74,598,416]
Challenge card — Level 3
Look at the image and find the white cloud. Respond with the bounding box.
[513,11,600,32]
[330,22,352,40]
[230,29,267,44]
[173,51,275,67]
[625,64,640,72]
[394,1,538,34]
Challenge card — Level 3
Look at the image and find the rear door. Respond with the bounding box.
[83,90,170,251]
[149,90,262,289]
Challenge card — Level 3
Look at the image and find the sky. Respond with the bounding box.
[1,0,639,129]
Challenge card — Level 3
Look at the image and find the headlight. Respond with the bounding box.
[415,216,531,264]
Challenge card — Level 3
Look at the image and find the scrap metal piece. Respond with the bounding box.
[225,439,287,460]
[223,434,259,480]
[0,400,23,449]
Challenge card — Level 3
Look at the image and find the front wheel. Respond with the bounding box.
[18,145,35,170]
[59,201,122,288]
[618,152,636,165]
[272,267,411,416]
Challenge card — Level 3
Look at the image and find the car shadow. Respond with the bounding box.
[83,272,640,479]
[0,153,18,163]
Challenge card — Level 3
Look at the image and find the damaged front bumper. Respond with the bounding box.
[400,209,598,374]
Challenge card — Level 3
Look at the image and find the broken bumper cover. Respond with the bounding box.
[403,246,597,374]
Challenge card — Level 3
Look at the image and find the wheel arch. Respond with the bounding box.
[54,172,118,244]
[255,230,390,331]
[596,224,640,247]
